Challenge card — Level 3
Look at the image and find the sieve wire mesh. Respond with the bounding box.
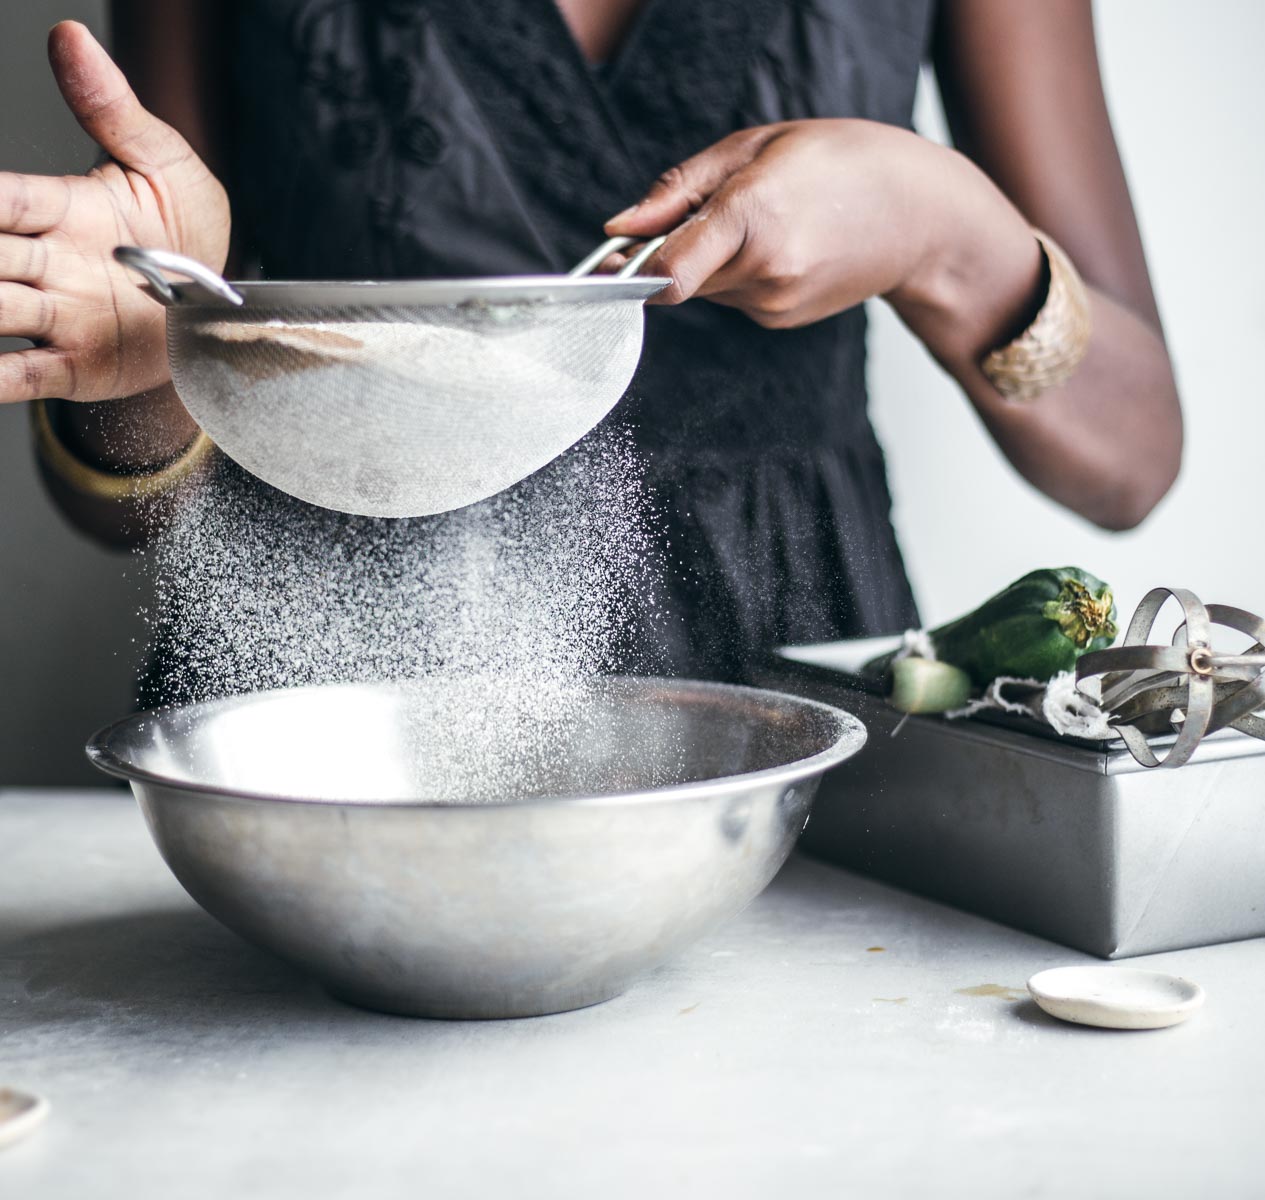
[167,297,647,518]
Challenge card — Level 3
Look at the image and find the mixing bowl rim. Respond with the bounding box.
[84,676,866,810]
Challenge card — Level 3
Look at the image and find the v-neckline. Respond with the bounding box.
[525,0,675,182]
[421,0,785,265]
[546,0,672,82]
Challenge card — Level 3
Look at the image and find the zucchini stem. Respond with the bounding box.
[1042,580,1118,649]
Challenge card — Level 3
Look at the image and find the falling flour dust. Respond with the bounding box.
[138,426,673,801]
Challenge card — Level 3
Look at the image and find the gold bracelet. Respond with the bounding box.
[980,230,1092,402]
[31,398,216,503]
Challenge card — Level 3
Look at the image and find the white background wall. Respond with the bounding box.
[1,1,1261,783]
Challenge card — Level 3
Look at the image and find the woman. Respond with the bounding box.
[1,2,1180,683]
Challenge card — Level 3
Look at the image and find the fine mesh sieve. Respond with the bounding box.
[115,240,669,518]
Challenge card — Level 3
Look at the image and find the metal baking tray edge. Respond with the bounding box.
[754,652,1265,959]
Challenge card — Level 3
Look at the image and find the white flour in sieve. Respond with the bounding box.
[184,306,646,517]
[140,426,673,801]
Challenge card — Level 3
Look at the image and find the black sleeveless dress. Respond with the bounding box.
[218,0,933,681]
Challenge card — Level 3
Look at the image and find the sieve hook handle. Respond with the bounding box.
[568,235,669,280]
[113,246,245,308]
[617,236,668,278]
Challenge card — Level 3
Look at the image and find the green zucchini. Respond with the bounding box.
[922,567,1118,687]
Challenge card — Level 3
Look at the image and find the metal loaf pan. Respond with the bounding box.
[754,648,1265,959]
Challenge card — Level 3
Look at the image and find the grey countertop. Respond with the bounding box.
[1,789,1261,1199]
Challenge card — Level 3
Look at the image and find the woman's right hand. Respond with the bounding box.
[0,20,229,405]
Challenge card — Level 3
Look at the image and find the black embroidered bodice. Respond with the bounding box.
[220,0,937,679]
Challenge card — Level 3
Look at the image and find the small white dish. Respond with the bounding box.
[0,1088,50,1149]
[777,635,902,675]
[1027,966,1204,1030]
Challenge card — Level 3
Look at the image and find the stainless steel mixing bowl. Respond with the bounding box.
[86,677,865,1019]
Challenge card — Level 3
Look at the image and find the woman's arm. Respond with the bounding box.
[607,0,1180,531]
[928,0,1181,529]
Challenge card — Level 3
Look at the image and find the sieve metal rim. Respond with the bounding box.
[143,274,671,311]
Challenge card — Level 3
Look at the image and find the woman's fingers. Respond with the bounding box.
[606,126,782,237]
[0,174,72,234]
[0,283,56,340]
[0,234,49,283]
[47,20,191,174]
[0,347,77,403]
[643,185,750,305]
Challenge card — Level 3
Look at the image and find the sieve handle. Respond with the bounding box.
[568,235,669,279]
[616,236,667,278]
[113,246,245,308]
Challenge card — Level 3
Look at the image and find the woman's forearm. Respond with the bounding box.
[39,387,201,549]
[890,169,1181,532]
[956,288,1180,531]
[922,0,1181,529]
[52,385,197,473]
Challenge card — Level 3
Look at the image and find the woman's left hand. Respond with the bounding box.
[605,118,1043,367]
